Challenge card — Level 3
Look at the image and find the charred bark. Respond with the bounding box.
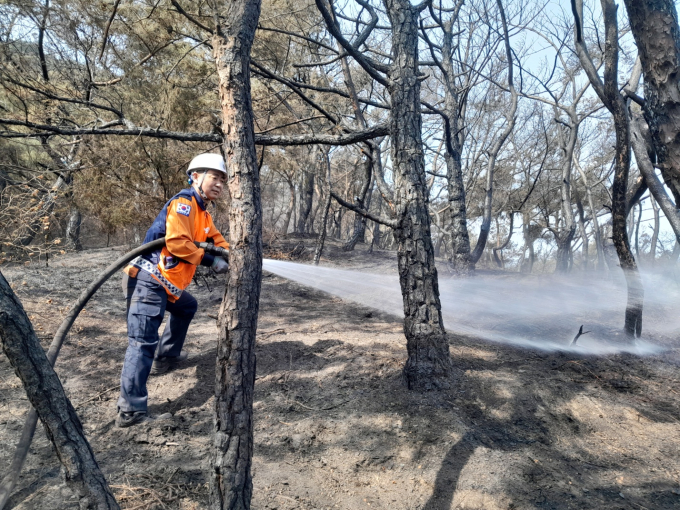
[210,1,263,508]
[0,272,118,509]
[623,0,680,208]
[384,0,452,390]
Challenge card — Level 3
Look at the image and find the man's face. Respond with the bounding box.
[193,169,226,201]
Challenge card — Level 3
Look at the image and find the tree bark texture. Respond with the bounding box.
[434,4,473,275]
[444,148,472,274]
[630,112,680,243]
[623,0,680,207]
[210,1,263,508]
[383,0,452,390]
[0,272,119,510]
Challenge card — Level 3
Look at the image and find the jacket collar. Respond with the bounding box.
[190,186,207,211]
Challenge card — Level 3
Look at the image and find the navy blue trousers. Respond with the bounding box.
[117,271,197,413]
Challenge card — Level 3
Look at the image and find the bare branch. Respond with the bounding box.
[0,118,389,146]
[256,124,390,146]
[98,0,122,61]
[314,0,389,86]
[170,0,213,33]
[331,190,397,227]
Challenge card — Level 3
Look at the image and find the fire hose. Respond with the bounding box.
[0,238,229,509]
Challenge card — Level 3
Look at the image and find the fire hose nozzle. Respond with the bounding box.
[194,241,229,262]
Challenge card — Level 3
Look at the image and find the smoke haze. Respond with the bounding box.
[263,259,680,356]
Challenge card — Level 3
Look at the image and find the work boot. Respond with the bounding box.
[116,410,172,428]
[150,351,189,376]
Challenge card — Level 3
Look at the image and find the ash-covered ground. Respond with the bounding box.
[1,238,679,509]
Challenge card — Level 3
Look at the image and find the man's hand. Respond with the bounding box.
[211,258,229,274]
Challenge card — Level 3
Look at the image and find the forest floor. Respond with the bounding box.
[1,236,680,510]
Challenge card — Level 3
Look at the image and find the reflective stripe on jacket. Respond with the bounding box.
[124,188,229,301]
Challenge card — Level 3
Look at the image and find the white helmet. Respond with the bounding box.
[186,153,227,177]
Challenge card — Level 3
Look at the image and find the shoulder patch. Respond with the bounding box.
[176,203,191,217]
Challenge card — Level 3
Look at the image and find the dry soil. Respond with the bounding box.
[1,238,679,509]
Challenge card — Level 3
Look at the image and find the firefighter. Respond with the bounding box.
[116,153,230,428]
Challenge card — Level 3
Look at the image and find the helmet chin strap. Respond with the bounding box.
[195,171,210,202]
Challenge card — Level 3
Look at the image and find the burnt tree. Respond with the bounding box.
[385,0,452,388]
[210,1,263,508]
[316,0,452,389]
[623,0,680,208]
[572,0,643,337]
[0,272,118,510]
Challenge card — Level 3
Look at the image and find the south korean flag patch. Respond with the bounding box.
[176,203,191,217]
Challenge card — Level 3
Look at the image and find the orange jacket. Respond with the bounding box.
[125,188,228,301]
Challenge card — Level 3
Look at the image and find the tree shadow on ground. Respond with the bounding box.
[249,272,680,509]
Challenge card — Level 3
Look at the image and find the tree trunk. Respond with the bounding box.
[623,0,680,208]
[281,180,295,235]
[296,170,314,234]
[437,8,473,275]
[520,212,535,273]
[469,0,518,265]
[66,205,83,251]
[554,227,576,272]
[553,105,579,273]
[573,0,643,337]
[343,156,373,251]
[314,151,333,265]
[444,148,472,273]
[602,0,643,337]
[573,156,605,270]
[635,199,643,259]
[368,197,382,253]
[383,0,452,390]
[210,1,263,508]
[650,194,660,260]
[492,212,514,269]
[0,272,119,510]
[575,194,589,269]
